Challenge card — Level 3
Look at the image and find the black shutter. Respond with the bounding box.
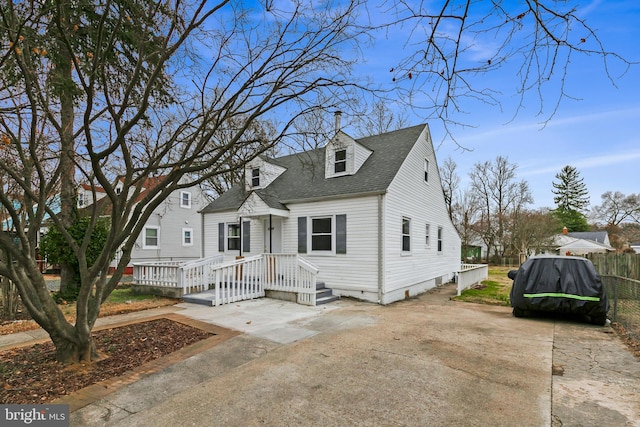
[243,221,251,253]
[218,223,225,252]
[336,214,347,254]
[298,217,307,253]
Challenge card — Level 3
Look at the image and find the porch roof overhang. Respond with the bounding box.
[238,192,289,218]
[240,207,290,218]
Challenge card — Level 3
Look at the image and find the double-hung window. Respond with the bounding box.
[334,149,347,174]
[227,224,240,251]
[298,215,346,255]
[425,224,431,247]
[180,191,191,209]
[182,228,193,246]
[77,193,85,208]
[402,217,411,252]
[143,226,160,249]
[437,226,443,252]
[311,217,332,251]
[252,168,260,187]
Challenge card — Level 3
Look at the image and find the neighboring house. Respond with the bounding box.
[200,121,462,304]
[553,228,615,256]
[81,176,209,273]
[631,242,640,254]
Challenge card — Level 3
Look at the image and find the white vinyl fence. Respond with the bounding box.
[456,264,489,296]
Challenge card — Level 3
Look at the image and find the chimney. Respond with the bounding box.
[562,226,568,235]
[334,111,342,132]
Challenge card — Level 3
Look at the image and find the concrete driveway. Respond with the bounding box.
[70,284,640,427]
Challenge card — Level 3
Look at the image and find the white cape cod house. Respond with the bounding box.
[199,123,462,304]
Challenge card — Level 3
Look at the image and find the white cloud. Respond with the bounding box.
[521,147,640,176]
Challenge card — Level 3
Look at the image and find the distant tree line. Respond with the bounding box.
[440,158,640,261]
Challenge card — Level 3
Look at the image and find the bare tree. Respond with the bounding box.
[507,208,559,258]
[469,156,533,260]
[451,187,481,261]
[591,191,640,227]
[354,100,409,137]
[0,0,369,363]
[380,1,634,128]
[198,117,279,198]
[439,156,460,220]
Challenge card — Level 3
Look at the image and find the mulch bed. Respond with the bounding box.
[0,319,214,404]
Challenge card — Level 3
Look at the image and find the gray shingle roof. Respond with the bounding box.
[567,231,609,244]
[201,124,427,213]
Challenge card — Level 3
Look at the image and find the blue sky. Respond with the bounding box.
[348,1,640,210]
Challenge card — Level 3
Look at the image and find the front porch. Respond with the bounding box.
[132,254,337,306]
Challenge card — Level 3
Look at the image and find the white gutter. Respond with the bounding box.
[378,193,384,304]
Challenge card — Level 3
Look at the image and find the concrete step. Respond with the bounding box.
[315,282,339,305]
[316,294,340,305]
[316,288,334,299]
[182,292,216,307]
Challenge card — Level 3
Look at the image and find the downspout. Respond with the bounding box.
[378,194,384,304]
[200,211,205,258]
[239,216,242,257]
[269,214,273,253]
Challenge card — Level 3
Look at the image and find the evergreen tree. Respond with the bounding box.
[551,165,590,231]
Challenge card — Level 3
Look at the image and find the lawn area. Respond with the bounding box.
[0,287,176,335]
[455,266,513,306]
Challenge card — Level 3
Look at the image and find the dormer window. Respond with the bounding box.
[251,168,260,187]
[334,149,347,173]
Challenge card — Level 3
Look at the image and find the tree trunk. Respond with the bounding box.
[57,8,78,296]
[0,250,19,319]
[1,277,19,319]
[50,329,99,364]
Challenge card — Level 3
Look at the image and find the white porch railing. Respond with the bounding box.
[262,254,318,306]
[133,256,224,289]
[456,263,489,296]
[133,254,319,306]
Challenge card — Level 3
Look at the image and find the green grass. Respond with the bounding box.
[105,288,160,304]
[455,266,513,306]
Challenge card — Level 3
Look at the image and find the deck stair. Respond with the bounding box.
[316,281,339,305]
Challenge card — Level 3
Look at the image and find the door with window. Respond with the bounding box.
[263,217,282,253]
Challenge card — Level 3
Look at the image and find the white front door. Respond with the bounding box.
[264,217,282,253]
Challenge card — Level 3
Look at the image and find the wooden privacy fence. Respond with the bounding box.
[587,253,640,280]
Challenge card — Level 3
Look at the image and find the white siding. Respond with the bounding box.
[354,141,373,172]
[324,132,371,178]
[282,196,380,300]
[202,211,263,262]
[382,126,461,302]
[130,186,208,263]
[244,158,286,190]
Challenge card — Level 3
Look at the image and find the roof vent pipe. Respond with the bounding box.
[334,111,342,132]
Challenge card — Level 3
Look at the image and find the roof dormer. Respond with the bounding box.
[325,131,372,179]
[245,157,286,191]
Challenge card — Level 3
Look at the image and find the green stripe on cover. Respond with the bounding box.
[523,293,600,302]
